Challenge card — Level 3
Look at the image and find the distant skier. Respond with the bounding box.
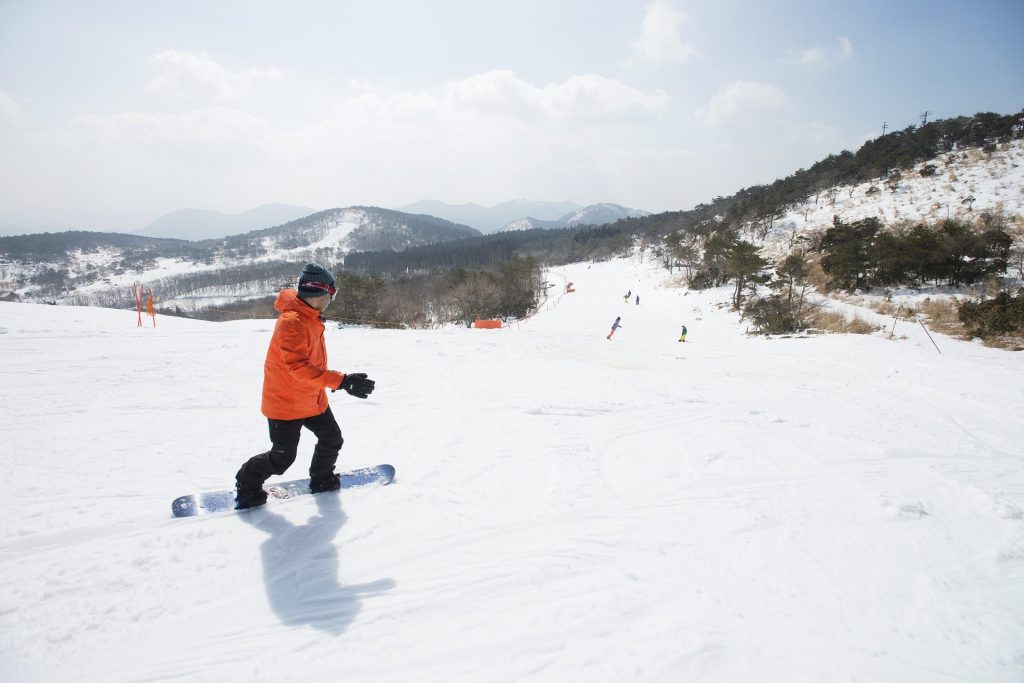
[623,289,631,302]
[635,295,640,305]
[607,316,622,340]
[233,263,376,510]
[678,324,687,342]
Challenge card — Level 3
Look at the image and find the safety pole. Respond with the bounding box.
[917,316,942,354]
[146,289,157,327]
[132,283,143,327]
[887,304,902,339]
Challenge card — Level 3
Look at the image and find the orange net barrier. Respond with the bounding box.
[474,319,503,329]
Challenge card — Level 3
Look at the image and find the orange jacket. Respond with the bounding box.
[261,290,345,420]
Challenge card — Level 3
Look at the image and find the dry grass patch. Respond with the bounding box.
[869,299,912,317]
[846,316,882,334]
[805,256,831,292]
[983,335,1024,351]
[808,309,881,335]
[916,297,964,337]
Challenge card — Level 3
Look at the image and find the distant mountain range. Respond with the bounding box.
[6,112,1017,313]
[136,203,316,240]
[501,203,651,232]
[0,207,479,306]
[399,199,648,233]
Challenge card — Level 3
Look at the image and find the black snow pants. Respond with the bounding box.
[235,407,344,489]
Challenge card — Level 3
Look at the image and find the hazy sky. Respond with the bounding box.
[1,0,1022,233]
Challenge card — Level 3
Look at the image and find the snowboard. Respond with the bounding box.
[171,464,396,517]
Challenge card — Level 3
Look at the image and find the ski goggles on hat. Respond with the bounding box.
[305,281,338,298]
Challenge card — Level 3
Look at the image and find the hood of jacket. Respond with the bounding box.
[274,289,321,318]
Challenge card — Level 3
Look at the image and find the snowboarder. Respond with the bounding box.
[607,316,622,340]
[678,324,687,342]
[234,263,376,510]
[635,295,640,305]
[623,289,631,302]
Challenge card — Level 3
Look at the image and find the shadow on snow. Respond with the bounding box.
[239,491,395,635]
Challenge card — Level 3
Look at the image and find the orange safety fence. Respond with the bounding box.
[474,319,503,329]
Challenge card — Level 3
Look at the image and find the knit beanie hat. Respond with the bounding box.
[296,263,337,298]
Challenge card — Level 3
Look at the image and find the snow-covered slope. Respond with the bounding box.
[497,216,564,231]
[88,209,364,294]
[561,202,651,225]
[0,207,478,308]
[2,256,1022,682]
[765,140,1024,252]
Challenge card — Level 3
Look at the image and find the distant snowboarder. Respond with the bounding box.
[678,324,687,342]
[233,263,377,510]
[623,289,631,302]
[635,295,640,305]
[607,316,622,340]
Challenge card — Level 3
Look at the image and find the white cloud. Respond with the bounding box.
[0,90,23,124]
[779,37,854,67]
[74,106,272,151]
[334,70,669,127]
[145,50,281,103]
[48,67,671,223]
[289,71,671,202]
[632,1,696,64]
[448,70,669,119]
[696,81,786,127]
[838,37,854,60]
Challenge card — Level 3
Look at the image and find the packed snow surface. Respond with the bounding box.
[1,257,1023,682]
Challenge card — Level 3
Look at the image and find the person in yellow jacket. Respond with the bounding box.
[234,263,376,509]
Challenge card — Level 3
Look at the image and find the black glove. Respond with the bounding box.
[339,372,375,399]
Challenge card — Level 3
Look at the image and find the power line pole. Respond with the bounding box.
[920,110,930,126]
[881,121,888,136]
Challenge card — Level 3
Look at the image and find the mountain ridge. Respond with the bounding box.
[500,203,652,232]
[0,207,480,306]
[136,203,317,240]
[399,199,583,233]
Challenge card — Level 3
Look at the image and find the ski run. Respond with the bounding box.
[2,255,1023,682]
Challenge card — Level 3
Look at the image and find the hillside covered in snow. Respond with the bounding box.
[0,207,479,309]
[764,141,1024,254]
[1,255,1022,682]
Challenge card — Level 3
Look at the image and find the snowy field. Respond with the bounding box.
[1,256,1023,682]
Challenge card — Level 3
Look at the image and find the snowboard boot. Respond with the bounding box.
[309,472,341,494]
[235,486,268,510]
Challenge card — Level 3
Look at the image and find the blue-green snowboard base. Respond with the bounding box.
[171,464,395,517]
